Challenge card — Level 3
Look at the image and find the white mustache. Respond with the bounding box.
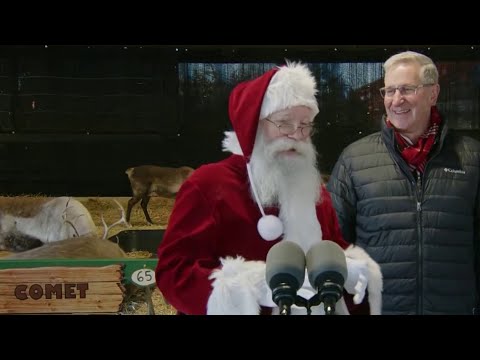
[265,138,310,158]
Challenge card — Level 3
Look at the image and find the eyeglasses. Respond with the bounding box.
[263,118,316,137]
[379,84,434,98]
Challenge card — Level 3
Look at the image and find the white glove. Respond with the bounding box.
[345,257,368,304]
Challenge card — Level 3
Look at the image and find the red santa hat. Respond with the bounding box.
[228,61,319,162]
[227,61,319,241]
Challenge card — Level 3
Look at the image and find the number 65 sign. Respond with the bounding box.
[131,268,156,287]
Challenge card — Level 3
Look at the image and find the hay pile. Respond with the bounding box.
[78,196,177,315]
[77,196,175,238]
[122,287,177,315]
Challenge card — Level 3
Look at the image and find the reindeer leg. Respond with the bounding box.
[141,195,154,224]
[126,197,141,224]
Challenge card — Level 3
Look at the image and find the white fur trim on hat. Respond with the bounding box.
[345,244,383,315]
[222,131,243,155]
[259,61,319,120]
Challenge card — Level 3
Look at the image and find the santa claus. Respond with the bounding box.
[155,61,383,315]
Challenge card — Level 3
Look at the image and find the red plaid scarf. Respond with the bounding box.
[387,106,441,173]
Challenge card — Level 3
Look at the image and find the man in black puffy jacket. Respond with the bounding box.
[328,50,480,315]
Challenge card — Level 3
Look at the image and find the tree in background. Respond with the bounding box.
[313,74,376,176]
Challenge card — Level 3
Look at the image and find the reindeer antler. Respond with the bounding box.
[101,199,130,239]
[62,197,81,237]
[64,220,80,237]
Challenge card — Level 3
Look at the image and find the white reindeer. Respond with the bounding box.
[0,196,97,251]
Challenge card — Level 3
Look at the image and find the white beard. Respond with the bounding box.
[249,133,323,253]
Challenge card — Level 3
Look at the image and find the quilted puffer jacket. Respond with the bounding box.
[328,116,480,315]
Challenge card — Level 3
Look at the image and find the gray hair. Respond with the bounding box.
[383,51,439,85]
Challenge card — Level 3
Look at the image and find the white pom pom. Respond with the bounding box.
[257,215,283,241]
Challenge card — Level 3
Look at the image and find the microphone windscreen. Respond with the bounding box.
[265,241,305,290]
[306,240,347,288]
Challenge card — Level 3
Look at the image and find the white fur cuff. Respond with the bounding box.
[206,256,273,315]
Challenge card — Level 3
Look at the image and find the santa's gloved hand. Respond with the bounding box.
[344,257,368,304]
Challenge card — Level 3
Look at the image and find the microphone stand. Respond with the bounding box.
[272,283,297,315]
[319,281,343,315]
[302,281,343,315]
[278,300,292,315]
[294,295,311,315]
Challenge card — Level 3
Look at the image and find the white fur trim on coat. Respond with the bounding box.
[345,244,383,315]
[207,256,272,315]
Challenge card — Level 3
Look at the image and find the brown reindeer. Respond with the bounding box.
[125,165,195,224]
[3,234,127,259]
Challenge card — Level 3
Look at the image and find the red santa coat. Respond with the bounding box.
[155,154,372,315]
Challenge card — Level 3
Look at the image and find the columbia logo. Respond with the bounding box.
[444,168,466,174]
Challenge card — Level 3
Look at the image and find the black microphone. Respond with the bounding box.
[265,241,306,315]
[306,240,347,315]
